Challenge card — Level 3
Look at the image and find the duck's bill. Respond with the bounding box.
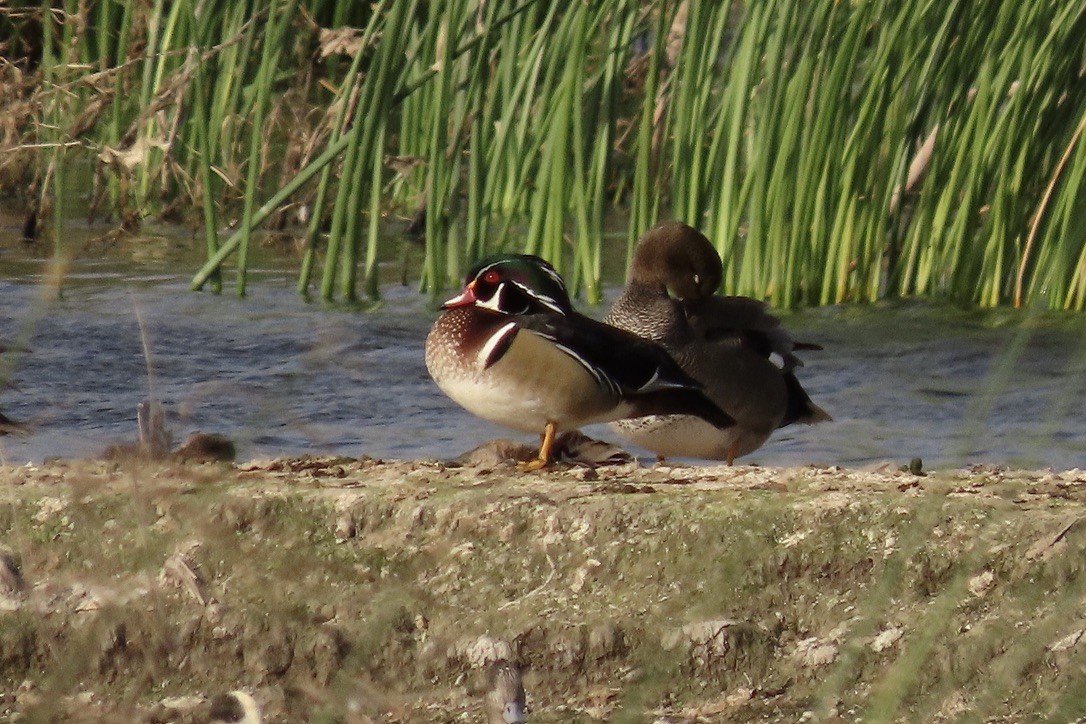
[439,283,477,309]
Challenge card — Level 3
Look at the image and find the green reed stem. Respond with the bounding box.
[188,7,221,294]
[236,0,299,296]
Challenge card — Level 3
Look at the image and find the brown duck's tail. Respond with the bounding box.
[780,373,832,427]
[629,388,737,429]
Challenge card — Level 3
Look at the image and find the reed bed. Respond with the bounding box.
[3,0,1084,308]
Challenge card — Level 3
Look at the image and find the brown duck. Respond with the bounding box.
[606,221,830,463]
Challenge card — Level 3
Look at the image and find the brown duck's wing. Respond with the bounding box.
[684,295,819,371]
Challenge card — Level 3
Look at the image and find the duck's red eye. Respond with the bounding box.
[482,270,501,284]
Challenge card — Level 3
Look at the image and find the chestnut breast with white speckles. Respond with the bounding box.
[425,307,628,434]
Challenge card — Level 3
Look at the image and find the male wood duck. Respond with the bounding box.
[605,221,831,464]
[425,254,736,471]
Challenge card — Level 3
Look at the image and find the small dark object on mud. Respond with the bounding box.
[0,410,28,436]
[103,431,235,462]
[173,433,237,462]
[208,690,261,723]
[485,659,526,723]
[0,549,26,597]
[902,457,925,475]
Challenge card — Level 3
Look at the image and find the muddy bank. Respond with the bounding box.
[2,456,1086,721]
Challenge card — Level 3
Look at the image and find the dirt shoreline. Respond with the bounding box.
[2,455,1086,721]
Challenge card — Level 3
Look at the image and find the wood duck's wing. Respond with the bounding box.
[515,313,692,393]
[515,312,737,429]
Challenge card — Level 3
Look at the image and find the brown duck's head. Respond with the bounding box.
[629,221,723,301]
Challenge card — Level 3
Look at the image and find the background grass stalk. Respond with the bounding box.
[236,0,299,297]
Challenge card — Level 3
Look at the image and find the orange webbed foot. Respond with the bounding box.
[517,421,558,472]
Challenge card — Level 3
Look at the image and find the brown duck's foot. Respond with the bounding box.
[517,420,557,472]
[725,441,740,466]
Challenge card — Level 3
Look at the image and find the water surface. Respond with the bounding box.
[1,246,1084,470]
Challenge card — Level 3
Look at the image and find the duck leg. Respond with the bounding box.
[519,420,558,472]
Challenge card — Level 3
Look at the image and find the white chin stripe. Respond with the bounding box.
[476,282,506,313]
[769,351,785,369]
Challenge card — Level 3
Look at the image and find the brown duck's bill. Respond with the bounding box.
[439,283,477,310]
